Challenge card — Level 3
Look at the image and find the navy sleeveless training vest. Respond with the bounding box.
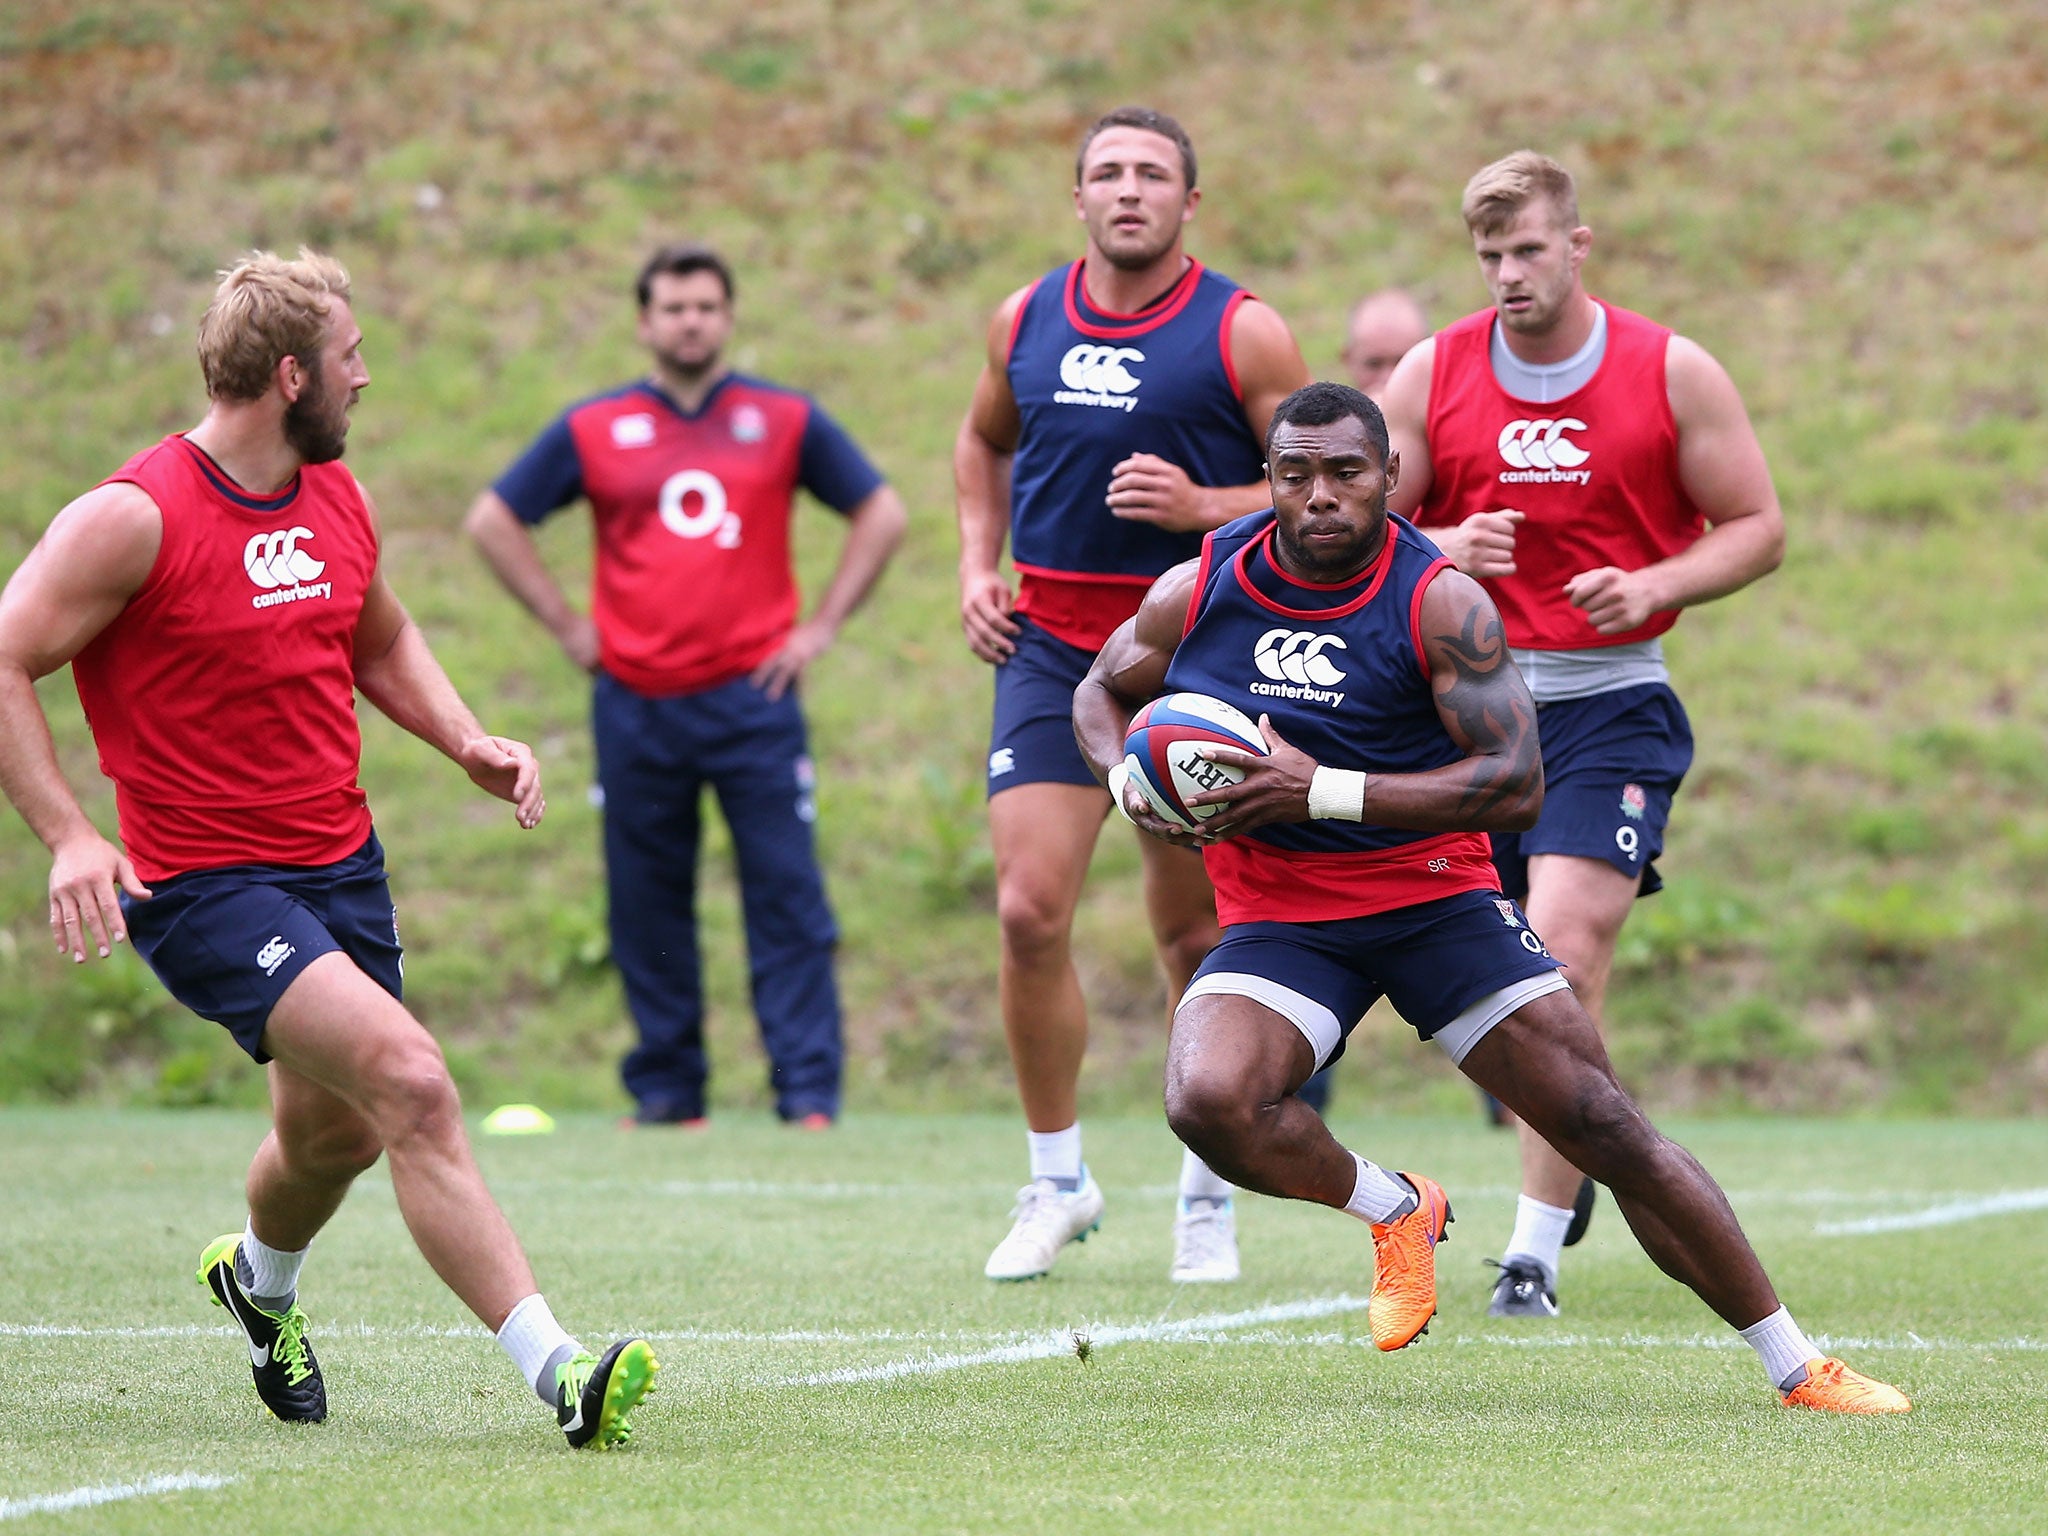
[1165,509,1500,923]
[1007,259,1265,581]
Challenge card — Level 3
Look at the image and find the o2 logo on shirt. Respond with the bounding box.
[658,470,742,548]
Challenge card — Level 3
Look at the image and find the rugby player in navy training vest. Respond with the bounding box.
[1072,381,1908,1413]
[1382,152,1787,1320]
[0,250,656,1445]
[467,245,906,1130]
[954,107,1310,1283]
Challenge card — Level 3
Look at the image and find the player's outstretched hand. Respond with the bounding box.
[1107,453,1211,533]
[49,830,151,964]
[1563,565,1659,635]
[1185,715,1316,837]
[1437,509,1523,577]
[460,735,545,829]
[960,569,1021,663]
[751,619,835,701]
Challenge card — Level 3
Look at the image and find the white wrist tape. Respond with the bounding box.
[1307,766,1367,822]
[1106,760,1140,825]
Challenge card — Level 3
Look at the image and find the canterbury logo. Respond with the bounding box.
[658,469,741,548]
[1254,629,1349,687]
[1054,344,1144,411]
[244,526,334,609]
[1496,418,1593,484]
[256,936,294,976]
[244,527,326,587]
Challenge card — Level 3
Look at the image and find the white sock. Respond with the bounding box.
[1504,1194,1574,1283]
[1739,1306,1823,1392]
[239,1221,307,1304]
[1342,1153,1417,1224]
[1026,1124,1083,1190]
[1178,1147,1233,1208]
[497,1294,583,1405]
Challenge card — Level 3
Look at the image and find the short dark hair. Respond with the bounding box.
[1265,381,1390,463]
[635,243,734,308]
[1075,106,1197,191]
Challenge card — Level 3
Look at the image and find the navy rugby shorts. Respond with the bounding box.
[1182,889,1569,1072]
[121,831,404,1064]
[985,615,1103,796]
[1490,682,1694,900]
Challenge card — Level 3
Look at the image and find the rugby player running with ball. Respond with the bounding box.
[1073,380,1907,1413]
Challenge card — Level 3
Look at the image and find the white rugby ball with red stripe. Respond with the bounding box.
[1123,693,1268,831]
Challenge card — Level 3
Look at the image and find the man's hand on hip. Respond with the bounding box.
[751,619,836,701]
[554,614,600,673]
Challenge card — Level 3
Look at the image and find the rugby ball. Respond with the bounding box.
[1122,693,1268,831]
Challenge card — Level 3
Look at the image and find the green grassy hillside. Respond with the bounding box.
[2,0,2044,1114]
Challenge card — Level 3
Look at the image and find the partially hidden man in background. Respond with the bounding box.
[954,106,1310,1283]
[1382,152,1785,1319]
[468,243,906,1129]
[0,251,656,1447]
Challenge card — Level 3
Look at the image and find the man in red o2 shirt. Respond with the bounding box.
[1383,152,1785,1322]
[0,250,655,1447]
[466,244,906,1130]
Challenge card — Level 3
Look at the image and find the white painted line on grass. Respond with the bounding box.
[1814,1188,2048,1235]
[1167,1328,2048,1354]
[782,1293,1373,1387]
[0,1320,1031,1346]
[0,1473,234,1521]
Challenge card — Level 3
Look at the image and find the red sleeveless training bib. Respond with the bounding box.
[72,436,378,881]
[1414,302,1705,650]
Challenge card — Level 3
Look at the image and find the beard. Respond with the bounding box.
[1272,508,1386,585]
[283,368,351,464]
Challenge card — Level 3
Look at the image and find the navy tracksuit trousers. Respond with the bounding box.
[594,671,842,1121]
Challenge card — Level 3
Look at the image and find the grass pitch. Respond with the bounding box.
[2,1110,2043,1533]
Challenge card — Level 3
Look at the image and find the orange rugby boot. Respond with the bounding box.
[1781,1357,1912,1414]
[1368,1172,1452,1351]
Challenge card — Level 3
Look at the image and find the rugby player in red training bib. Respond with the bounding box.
[466,244,905,1130]
[1074,381,1905,1413]
[1382,152,1787,1320]
[0,252,655,1447]
[955,106,1310,1284]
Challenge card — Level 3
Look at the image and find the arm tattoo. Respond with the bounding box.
[1431,603,1541,823]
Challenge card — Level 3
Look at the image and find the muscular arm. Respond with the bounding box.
[953,288,1028,662]
[1107,298,1313,534]
[464,489,597,671]
[0,484,162,958]
[1187,569,1544,837]
[1561,336,1785,633]
[353,484,544,828]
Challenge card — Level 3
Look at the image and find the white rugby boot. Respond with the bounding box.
[1170,1197,1240,1283]
[983,1173,1105,1281]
